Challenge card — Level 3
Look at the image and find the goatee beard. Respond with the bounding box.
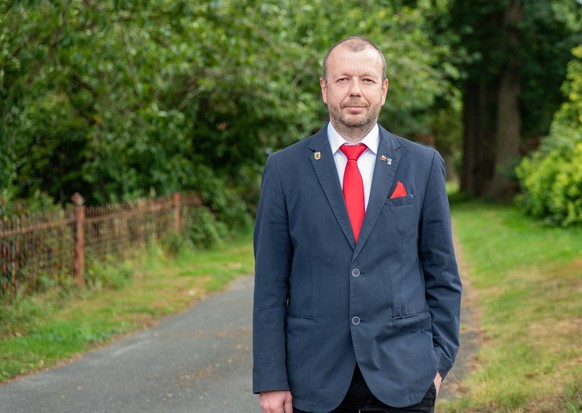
[333,115,377,142]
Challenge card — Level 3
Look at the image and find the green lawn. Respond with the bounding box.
[0,232,254,383]
[440,196,582,413]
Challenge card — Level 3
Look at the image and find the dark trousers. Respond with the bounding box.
[293,366,436,413]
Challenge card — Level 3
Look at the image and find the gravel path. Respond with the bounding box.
[438,228,480,404]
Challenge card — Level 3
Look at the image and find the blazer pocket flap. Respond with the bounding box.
[385,194,415,207]
[390,311,431,330]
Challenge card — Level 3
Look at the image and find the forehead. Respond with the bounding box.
[326,45,384,78]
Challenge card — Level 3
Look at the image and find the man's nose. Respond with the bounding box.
[348,79,362,96]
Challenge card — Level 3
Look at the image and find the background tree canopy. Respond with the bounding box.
[443,0,581,201]
[1,0,580,229]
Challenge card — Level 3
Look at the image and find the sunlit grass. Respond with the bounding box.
[0,231,254,382]
[440,196,582,412]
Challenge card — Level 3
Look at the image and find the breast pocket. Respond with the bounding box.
[385,194,415,207]
[382,194,417,236]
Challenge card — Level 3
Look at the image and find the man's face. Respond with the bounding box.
[320,45,388,133]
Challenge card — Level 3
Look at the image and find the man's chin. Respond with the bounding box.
[339,116,371,129]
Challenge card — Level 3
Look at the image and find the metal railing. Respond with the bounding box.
[1,192,201,302]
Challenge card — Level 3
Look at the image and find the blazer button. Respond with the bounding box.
[352,316,361,325]
[351,269,360,278]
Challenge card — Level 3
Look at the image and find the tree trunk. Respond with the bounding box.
[489,0,523,202]
[460,81,497,197]
[460,83,477,194]
[460,0,523,200]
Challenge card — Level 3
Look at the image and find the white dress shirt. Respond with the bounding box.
[327,123,379,210]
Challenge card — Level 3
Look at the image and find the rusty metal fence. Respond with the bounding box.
[0,192,201,302]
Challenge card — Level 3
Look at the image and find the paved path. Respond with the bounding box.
[0,276,258,413]
[0,252,477,413]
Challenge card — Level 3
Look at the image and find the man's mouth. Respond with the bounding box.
[343,102,367,110]
[344,105,365,112]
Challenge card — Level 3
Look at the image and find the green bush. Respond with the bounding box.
[516,45,582,227]
[186,206,228,250]
[516,138,582,226]
[549,142,582,226]
[160,232,190,258]
[86,260,134,291]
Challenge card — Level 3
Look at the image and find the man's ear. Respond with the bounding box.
[381,78,389,104]
[320,77,328,104]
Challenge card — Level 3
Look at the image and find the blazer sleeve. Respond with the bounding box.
[419,151,462,379]
[252,154,293,393]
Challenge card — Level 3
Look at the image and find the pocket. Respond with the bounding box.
[381,194,417,237]
[391,310,431,331]
[385,194,415,207]
[417,383,437,410]
[285,315,318,369]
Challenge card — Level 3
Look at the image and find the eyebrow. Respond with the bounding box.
[334,72,380,79]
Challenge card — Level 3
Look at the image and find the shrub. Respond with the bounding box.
[516,45,582,227]
[186,206,228,250]
[86,260,135,291]
[549,142,582,226]
[516,137,582,226]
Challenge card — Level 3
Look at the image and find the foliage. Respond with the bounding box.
[0,0,455,229]
[445,0,581,140]
[440,0,581,200]
[6,0,577,221]
[86,261,134,291]
[516,45,582,226]
[186,205,228,250]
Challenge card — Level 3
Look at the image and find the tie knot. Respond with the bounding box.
[340,144,367,161]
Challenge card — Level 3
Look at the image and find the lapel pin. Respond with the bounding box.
[380,154,392,165]
[314,152,321,160]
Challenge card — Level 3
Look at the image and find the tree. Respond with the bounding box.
[446,0,581,201]
[1,0,455,230]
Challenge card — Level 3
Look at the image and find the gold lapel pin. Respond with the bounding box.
[314,152,321,160]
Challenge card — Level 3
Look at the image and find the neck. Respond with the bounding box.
[331,121,375,144]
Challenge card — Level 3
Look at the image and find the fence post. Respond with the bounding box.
[173,192,181,233]
[71,193,85,286]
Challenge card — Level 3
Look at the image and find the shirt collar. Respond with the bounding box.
[327,122,379,155]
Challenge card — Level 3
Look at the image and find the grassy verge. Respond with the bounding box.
[0,231,254,383]
[440,195,582,413]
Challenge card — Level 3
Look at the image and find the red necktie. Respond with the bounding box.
[340,144,367,243]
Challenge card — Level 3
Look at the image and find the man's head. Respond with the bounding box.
[320,36,389,142]
[322,36,387,82]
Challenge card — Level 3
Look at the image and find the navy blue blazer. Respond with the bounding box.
[253,125,462,412]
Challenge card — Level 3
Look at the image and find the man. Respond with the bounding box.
[253,36,462,413]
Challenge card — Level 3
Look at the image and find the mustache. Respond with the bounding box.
[342,100,368,108]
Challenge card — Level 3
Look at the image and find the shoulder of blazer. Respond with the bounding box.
[379,125,439,161]
[269,126,327,161]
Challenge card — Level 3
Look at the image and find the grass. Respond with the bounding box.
[0,231,254,383]
[439,194,582,413]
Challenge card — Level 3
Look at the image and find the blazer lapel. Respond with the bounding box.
[353,127,402,259]
[308,127,356,249]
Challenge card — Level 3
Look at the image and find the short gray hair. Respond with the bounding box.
[321,36,387,81]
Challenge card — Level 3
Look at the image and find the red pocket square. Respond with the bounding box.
[390,181,407,199]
